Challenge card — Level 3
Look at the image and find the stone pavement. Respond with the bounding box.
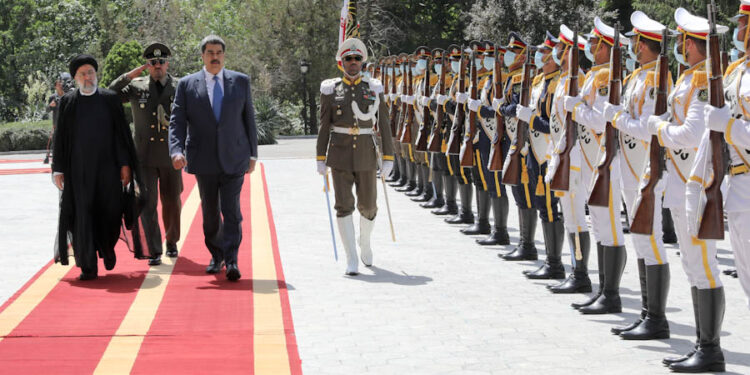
[2,139,749,374]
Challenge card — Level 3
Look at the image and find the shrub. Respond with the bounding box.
[101,41,143,87]
[0,120,52,152]
[253,94,285,145]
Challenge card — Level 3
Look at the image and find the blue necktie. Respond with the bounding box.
[212,75,223,122]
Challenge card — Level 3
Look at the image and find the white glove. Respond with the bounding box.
[380,160,394,177]
[456,92,469,104]
[317,160,327,175]
[420,96,430,107]
[705,104,732,133]
[468,98,482,112]
[404,95,415,105]
[492,98,505,112]
[602,102,623,123]
[516,105,534,123]
[563,95,582,112]
[437,94,449,105]
[389,93,398,102]
[647,113,669,135]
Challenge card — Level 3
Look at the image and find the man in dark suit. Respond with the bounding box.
[168,35,258,281]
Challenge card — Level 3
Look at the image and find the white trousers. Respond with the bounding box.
[621,184,668,266]
[586,156,625,247]
[728,211,750,310]
[672,204,722,290]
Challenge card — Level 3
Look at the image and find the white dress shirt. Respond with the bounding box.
[204,67,225,108]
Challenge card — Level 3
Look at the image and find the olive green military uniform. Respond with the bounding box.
[317,76,394,219]
[109,72,182,256]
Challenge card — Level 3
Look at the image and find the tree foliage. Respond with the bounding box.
[101,40,143,86]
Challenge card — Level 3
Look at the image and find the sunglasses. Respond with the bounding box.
[149,58,166,66]
[344,55,363,62]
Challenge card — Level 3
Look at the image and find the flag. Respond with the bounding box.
[338,0,360,70]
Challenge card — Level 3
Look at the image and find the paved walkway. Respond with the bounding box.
[1,139,749,374]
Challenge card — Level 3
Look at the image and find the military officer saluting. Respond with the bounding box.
[316,38,394,276]
[109,42,182,266]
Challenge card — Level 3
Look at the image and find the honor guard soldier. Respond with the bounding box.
[461,40,495,237]
[420,48,449,211]
[497,32,539,261]
[515,32,565,279]
[429,45,464,218]
[467,41,511,245]
[109,42,182,265]
[395,54,419,195]
[702,0,750,310]
[601,11,673,340]
[646,8,727,372]
[441,46,475,225]
[388,53,408,188]
[316,38,395,276]
[546,25,592,294]
[409,46,436,203]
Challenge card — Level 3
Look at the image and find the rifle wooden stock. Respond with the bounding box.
[631,29,669,235]
[502,49,533,185]
[550,31,580,191]
[459,52,478,167]
[388,62,399,135]
[488,46,506,171]
[396,62,408,139]
[427,55,448,152]
[415,57,432,151]
[699,2,726,240]
[588,24,622,207]
[400,62,414,144]
[446,48,467,155]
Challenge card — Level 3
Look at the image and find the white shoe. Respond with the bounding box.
[336,215,358,275]
[359,216,375,267]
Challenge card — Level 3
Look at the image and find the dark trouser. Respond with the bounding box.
[140,165,183,257]
[331,168,378,220]
[195,172,245,264]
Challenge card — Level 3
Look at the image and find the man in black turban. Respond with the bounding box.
[52,54,143,280]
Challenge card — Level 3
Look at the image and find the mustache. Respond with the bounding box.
[211,59,221,64]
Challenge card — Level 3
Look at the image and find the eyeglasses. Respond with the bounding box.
[149,59,166,66]
[344,55,363,62]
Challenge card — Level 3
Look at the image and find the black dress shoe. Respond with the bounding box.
[206,258,224,274]
[79,272,98,281]
[226,263,241,281]
[165,242,178,258]
[420,196,444,209]
[148,258,162,266]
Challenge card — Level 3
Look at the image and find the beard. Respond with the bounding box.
[77,77,98,95]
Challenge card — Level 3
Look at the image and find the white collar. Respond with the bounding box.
[79,87,97,97]
[203,67,224,81]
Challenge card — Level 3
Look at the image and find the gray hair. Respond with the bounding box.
[200,35,226,53]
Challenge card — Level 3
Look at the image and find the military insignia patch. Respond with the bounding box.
[598,86,608,97]
[154,49,162,57]
[698,89,708,102]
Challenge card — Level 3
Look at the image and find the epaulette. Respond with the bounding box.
[691,71,707,89]
[320,78,342,95]
[593,68,610,89]
[532,73,544,87]
[429,74,440,86]
[724,56,746,78]
[644,70,656,88]
[132,77,147,83]
[367,78,384,94]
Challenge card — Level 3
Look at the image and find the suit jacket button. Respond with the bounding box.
[353,136,357,141]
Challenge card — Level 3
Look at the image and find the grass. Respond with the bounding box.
[0,119,53,131]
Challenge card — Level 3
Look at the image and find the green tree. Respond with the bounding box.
[100,40,143,86]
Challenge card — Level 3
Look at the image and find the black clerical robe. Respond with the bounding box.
[52,88,146,273]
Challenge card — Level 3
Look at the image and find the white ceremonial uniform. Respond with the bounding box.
[655,61,721,290]
[570,62,625,247]
[692,57,750,306]
[613,61,673,265]
[549,69,588,234]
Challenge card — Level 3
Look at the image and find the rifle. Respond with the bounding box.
[488,45,506,171]
[699,1,726,240]
[588,23,622,207]
[631,29,669,235]
[396,59,409,142]
[400,57,415,144]
[459,50,478,167]
[550,31,580,191]
[427,50,448,152]
[502,47,534,185]
[388,60,399,135]
[415,54,432,151]
[446,46,467,155]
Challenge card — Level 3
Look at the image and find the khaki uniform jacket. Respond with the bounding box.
[317,76,394,171]
[110,74,177,168]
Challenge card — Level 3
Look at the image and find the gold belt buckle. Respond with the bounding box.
[349,127,360,135]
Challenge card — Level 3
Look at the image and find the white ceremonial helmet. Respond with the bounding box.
[337,38,368,63]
